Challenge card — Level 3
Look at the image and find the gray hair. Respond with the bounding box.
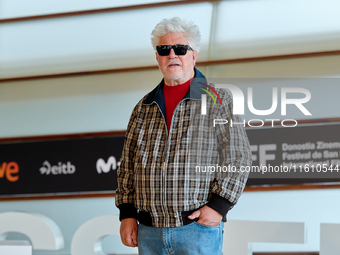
[151,17,201,52]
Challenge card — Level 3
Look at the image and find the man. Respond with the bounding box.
[115,17,252,254]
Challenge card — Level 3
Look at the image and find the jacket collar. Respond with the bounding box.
[143,67,207,105]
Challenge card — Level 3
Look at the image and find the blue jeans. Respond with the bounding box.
[137,221,224,255]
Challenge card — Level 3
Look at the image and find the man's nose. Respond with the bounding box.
[169,48,177,58]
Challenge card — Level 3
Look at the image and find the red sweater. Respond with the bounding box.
[163,79,191,131]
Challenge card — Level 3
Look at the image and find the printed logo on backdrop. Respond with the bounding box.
[0,161,19,182]
[200,84,312,128]
[0,134,125,197]
[96,156,120,174]
[39,161,76,175]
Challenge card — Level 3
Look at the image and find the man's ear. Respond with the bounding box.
[193,50,198,65]
[155,51,159,62]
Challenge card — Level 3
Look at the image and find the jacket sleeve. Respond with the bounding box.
[115,102,141,220]
[207,89,252,216]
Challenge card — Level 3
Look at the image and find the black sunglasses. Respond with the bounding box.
[156,44,194,56]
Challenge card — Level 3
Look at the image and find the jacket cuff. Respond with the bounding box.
[206,193,234,217]
[117,203,138,221]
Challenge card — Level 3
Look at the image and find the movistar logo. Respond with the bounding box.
[96,156,120,174]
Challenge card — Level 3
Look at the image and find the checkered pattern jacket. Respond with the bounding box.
[115,68,252,228]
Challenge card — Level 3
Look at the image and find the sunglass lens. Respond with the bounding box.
[173,45,187,55]
[157,46,170,56]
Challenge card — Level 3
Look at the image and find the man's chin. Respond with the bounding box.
[165,76,183,84]
[164,72,183,81]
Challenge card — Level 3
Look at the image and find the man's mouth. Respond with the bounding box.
[168,63,181,67]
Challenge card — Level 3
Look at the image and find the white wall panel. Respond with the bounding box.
[0,3,212,79]
[0,0,182,19]
[0,69,160,137]
[230,188,340,252]
[205,55,340,78]
[211,0,340,59]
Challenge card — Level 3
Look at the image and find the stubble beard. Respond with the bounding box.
[162,66,187,85]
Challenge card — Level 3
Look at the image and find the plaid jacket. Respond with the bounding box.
[115,68,252,228]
